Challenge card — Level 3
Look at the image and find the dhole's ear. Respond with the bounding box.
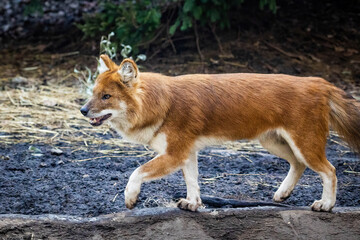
[98,54,117,74]
[118,59,139,87]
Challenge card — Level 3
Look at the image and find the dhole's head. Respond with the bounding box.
[80,55,139,126]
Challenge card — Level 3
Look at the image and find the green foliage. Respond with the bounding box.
[78,0,277,49]
[259,0,277,13]
[23,0,43,17]
[78,0,162,52]
[170,0,277,35]
[170,0,242,34]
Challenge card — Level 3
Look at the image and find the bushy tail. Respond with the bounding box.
[329,87,360,153]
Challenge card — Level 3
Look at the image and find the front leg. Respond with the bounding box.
[125,153,186,209]
[124,167,144,209]
[177,152,202,211]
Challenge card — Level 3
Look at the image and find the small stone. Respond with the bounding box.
[0,155,10,161]
[50,148,63,155]
[29,146,42,153]
[69,3,78,9]
[3,24,10,32]
[32,153,44,157]
[39,163,47,168]
[57,160,64,165]
[83,174,89,178]
[11,76,28,84]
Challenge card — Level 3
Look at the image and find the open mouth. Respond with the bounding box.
[89,113,112,126]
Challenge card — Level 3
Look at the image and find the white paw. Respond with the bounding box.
[311,199,334,212]
[124,187,140,209]
[125,168,144,209]
[177,198,202,212]
[273,189,292,202]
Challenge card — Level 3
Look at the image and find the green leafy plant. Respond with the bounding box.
[170,0,277,35]
[77,0,162,53]
[23,0,43,16]
[99,32,147,66]
[170,0,243,35]
[78,0,277,54]
[259,0,277,13]
[100,32,117,60]
[74,66,94,96]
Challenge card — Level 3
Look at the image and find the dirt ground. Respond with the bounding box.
[0,134,359,217]
[0,0,359,217]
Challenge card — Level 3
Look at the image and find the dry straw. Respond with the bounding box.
[0,82,134,149]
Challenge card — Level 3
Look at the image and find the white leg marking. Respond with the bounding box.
[177,153,202,211]
[125,168,147,209]
[274,163,306,202]
[311,171,337,211]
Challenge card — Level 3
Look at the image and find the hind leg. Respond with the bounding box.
[259,132,306,202]
[310,165,337,211]
[277,129,337,212]
[303,158,337,211]
[296,154,337,211]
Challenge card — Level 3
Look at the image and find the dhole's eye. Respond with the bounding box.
[102,94,111,100]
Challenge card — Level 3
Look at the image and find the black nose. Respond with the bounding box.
[80,107,89,116]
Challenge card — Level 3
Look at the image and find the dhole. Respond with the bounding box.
[81,54,360,212]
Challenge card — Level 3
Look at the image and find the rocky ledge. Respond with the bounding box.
[1,207,359,239]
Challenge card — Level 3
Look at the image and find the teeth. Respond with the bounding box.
[90,117,102,123]
[89,114,111,125]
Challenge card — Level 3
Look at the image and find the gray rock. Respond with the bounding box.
[11,76,28,84]
[50,148,63,155]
